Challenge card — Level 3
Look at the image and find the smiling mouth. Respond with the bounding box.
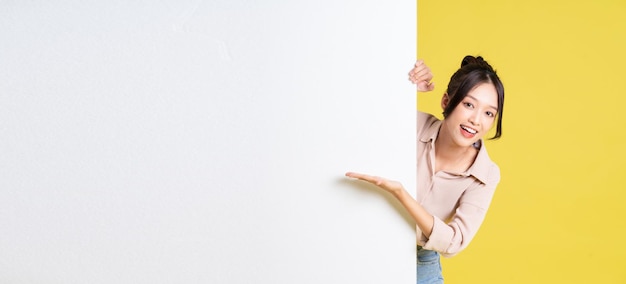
[461,125,477,135]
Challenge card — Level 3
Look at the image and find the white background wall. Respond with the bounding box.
[0,1,416,283]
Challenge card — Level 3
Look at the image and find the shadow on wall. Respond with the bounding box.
[338,177,417,233]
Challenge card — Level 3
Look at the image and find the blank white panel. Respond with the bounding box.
[0,1,416,283]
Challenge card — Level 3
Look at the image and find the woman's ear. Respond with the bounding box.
[441,93,450,110]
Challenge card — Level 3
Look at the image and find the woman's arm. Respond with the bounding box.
[425,179,499,257]
[344,172,435,237]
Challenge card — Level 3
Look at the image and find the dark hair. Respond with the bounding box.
[443,55,505,139]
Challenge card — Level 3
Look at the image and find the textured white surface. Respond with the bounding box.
[0,1,416,283]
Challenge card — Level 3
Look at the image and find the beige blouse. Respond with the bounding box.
[416,111,500,257]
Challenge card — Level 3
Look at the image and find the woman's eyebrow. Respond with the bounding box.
[466,95,498,111]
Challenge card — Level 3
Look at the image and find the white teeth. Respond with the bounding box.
[461,125,477,134]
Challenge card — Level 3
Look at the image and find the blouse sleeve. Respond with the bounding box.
[422,164,500,257]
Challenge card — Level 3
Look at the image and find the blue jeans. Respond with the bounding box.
[417,246,443,284]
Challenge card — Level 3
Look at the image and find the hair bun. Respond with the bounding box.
[461,55,485,67]
[461,55,495,73]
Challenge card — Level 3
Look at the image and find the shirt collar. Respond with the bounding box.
[419,119,495,185]
[466,141,494,185]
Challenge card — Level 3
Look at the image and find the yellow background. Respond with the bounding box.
[418,1,626,283]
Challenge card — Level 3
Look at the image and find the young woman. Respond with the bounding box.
[346,56,504,283]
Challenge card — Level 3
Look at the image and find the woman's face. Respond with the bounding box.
[441,82,499,148]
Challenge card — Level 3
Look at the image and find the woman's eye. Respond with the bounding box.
[486,111,494,117]
[464,102,473,108]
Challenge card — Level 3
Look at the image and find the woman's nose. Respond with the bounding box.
[469,111,481,126]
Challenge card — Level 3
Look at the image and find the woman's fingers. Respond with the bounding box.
[346,171,404,195]
[346,172,381,184]
[346,172,393,187]
[408,60,433,88]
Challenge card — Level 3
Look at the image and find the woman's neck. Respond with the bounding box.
[434,127,478,173]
